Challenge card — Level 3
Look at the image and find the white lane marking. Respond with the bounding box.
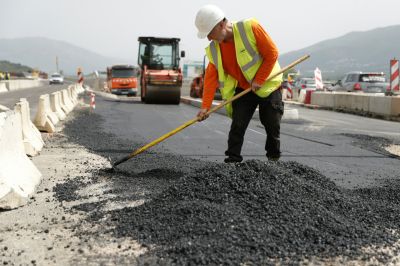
[214,129,227,136]
[248,128,266,136]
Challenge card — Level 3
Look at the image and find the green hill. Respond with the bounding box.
[0,60,33,72]
[279,25,400,79]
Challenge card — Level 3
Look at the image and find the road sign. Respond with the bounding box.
[314,67,323,90]
[390,59,399,92]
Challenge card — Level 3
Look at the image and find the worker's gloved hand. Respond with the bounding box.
[197,108,209,121]
[251,81,262,92]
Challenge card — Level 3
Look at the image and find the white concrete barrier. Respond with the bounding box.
[369,95,393,116]
[50,92,66,121]
[0,111,42,209]
[310,92,400,118]
[351,94,370,112]
[0,105,10,112]
[4,80,45,91]
[311,92,335,107]
[334,92,353,110]
[61,89,74,113]
[68,86,77,106]
[75,83,85,94]
[33,95,56,133]
[44,94,59,125]
[15,99,44,156]
[298,90,306,103]
[391,96,400,115]
[0,82,7,93]
[57,91,69,115]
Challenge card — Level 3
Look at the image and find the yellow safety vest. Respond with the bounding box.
[205,18,283,117]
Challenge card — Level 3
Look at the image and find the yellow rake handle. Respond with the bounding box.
[112,55,310,167]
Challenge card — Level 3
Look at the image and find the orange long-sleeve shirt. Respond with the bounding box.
[202,20,279,110]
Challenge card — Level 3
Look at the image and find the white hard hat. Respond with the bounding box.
[195,5,225,39]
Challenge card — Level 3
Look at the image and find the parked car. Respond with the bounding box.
[323,81,335,91]
[49,73,64,85]
[332,72,389,93]
[294,78,317,92]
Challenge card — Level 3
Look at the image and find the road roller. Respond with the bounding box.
[138,36,185,104]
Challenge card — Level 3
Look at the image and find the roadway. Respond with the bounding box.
[1,85,399,189]
[2,86,400,264]
[92,93,400,189]
[0,81,74,117]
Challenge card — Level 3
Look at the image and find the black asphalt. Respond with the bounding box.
[53,102,400,265]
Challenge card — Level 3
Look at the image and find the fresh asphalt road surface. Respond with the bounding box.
[92,94,400,189]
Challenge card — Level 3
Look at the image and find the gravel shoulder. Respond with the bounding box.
[0,114,143,265]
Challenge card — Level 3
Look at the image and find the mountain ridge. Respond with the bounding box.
[0,37,126,75]
[279,24,400,79]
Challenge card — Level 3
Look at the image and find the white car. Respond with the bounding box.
[49,73,64,85]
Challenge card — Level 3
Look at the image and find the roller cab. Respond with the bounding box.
[138,37,185,104]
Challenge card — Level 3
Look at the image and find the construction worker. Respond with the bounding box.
[195,5,283,163]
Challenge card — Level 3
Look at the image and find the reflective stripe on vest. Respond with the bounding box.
[209,42,224,89]
[236,21,260,75]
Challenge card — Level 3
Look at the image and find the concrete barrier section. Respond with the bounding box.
[309,92,399,119]
[57,91,69,115]
[43,94,59,125]
[68,86,77,106]
[369,95,393,116]
[75,83,85,94]
[351,94,370,112]
[391,96,400,116]
[50,92,66,121]
[4,80,45,91]
[15,99,44,156]
[311,92,334,107]
[0,105,10,112]
[61,89,74,113]
[298,90,306,103]
[33,95,56,133]
[0,111,42,209]
[334,92,353,109]
[0,82,7,93]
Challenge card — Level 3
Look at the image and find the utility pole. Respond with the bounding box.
[56,56,59,73]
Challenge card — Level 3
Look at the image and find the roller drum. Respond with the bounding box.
[144,85,181,104]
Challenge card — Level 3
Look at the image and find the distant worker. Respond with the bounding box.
[141,44,152,66]
[141,44,161,65]
[194,5,283,163]
[77,67,84,86]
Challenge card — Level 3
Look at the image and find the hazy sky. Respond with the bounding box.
[2,0,400,63]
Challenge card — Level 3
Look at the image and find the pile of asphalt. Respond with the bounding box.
[55,110,400,264]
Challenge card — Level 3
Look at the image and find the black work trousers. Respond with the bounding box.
[225,87,284,161]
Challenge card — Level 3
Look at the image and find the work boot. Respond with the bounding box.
[267,156,280,162]
[224,157,243,163]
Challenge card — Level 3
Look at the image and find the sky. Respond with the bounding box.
[2,0,400,63]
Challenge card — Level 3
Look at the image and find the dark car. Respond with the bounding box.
[332,72,389,93]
